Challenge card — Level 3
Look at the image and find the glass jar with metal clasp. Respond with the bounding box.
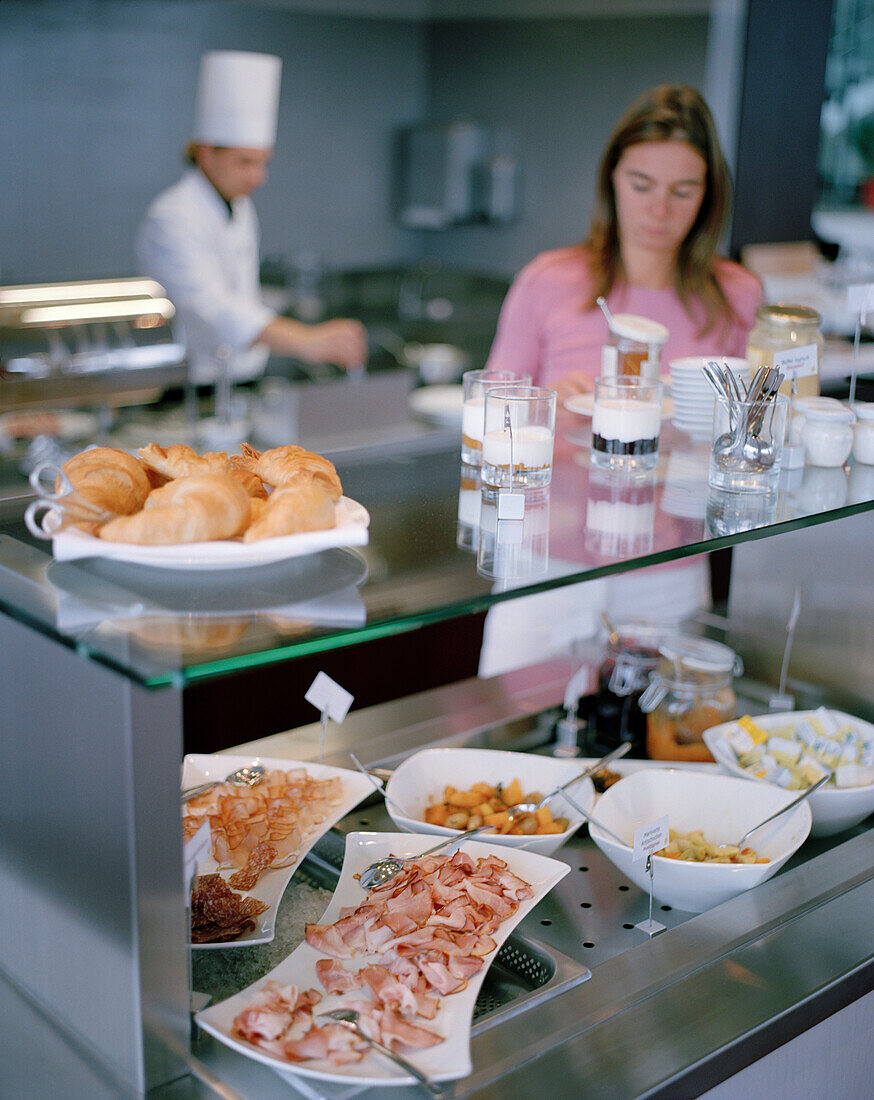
[639,636,742,762]
[585,620,667,758]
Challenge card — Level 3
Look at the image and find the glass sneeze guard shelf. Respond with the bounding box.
[1,413,873,687]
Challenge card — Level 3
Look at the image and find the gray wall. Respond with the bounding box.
[1,0,426,284]
[423,15,710,276]
[1,1,711,286]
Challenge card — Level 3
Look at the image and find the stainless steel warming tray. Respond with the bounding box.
[0,277,188,410]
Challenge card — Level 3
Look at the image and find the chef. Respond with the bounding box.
[136,50,366,384]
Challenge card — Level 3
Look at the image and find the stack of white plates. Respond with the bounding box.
[669,357,751,440]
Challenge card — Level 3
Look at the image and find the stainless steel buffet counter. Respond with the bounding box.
[1,418,873,1099]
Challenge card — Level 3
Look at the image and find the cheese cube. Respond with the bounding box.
[728,728,756,755]
[768,736,803,766]
[834,764,874,789]
[797,754,831,784]
[738,715,770,744]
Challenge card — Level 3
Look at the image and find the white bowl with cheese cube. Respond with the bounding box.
[703,709,874,836]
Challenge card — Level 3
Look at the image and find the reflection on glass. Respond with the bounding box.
[456,463,481,553]
[705,487,778,536]
[477,488,550,581]
[849,461,874,503]
[792,465,850,515]
[585,467,655,557]
[661,444,710,520]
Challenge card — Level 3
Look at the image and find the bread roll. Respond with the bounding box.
[99,473,250,544]
[61,447,152,516]
[242,478,336,542]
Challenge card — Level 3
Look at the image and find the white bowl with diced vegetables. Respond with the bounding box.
[703,708,874,837]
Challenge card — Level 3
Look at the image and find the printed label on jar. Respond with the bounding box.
[774,343,818,380]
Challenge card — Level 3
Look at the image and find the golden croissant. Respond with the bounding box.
[138,442,267,498]
[99,473,251,545]
[243,478,336,542]
[235,442,342,500]
[61,447,152,517]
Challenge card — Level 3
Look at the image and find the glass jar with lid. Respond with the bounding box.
[746,304,823,402]
[602,314,669,381]
[584,620,667,758]
[639,636,742,762]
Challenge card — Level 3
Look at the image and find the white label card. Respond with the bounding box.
[773,344,818,380]
[632,814,670,864]
[183,820,212,896]
[305,671,354,724]
[847,283,874,315]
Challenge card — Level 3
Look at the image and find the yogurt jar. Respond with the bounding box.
[851,402,874,465]
[788,395,845,446]
[800,404,854,467]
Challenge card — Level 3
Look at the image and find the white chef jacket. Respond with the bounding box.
[135,169,275,383]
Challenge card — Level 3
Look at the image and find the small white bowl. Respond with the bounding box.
[384,747,595,857]
[588,769,811,913]
[704,711,874,837]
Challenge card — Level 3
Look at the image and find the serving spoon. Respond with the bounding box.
[181,763,265,802]
[358,825,494,891]
[317,1008,446,1097]
[735,774,829,848]
[505,741,632,824]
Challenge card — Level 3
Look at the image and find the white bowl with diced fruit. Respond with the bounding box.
[384,747,596,856]
[703,708,874,837]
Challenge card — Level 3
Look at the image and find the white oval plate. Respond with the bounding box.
[45,497,370,570]
[196,832,570,1085]
[183,755,373,949]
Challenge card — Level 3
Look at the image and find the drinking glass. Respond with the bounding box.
[708,393,788,492]
[461,369,531,465]
[481,385,556,490]
[591,377,663,472]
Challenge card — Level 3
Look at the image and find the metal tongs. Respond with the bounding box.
[23,461,116,540]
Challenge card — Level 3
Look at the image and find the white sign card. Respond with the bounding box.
[633,814,669,937]
[632,814,669,864]
[183,820,212,897]
[847,282,874,317]
[305,671,354,724]
[773,344,818,380]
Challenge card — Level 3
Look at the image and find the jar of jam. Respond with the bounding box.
[639,636,742,762]
[585,621,666,758]
[601,314,669,381]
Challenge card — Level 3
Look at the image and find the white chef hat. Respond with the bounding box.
[193,50,282,149]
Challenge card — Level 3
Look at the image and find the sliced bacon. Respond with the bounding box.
[315,959,362,994]
[233,850,534,1069]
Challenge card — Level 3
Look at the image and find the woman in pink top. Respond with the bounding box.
[486,85,763,397]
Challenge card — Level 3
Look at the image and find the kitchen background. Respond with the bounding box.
[0,0,812,291]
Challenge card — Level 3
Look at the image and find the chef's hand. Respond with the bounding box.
[553,371,595,402]
[259,316,368,369]
[296,319,368,369]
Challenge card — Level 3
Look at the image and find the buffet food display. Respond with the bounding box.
[195,833,569,1087]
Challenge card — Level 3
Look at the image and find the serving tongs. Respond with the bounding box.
[23,461,117,540]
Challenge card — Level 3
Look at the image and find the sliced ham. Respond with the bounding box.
[315,958,363,995]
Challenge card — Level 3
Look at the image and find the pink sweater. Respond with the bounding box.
[485,247,763,388]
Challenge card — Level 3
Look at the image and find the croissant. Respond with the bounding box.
[235,442,342,500]
[242,478,336,542]
[138,442,267,498]
[99,473,250,545]
[137,443,232,479]
[61,447,152,516]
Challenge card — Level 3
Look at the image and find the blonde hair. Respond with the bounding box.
[583,84,734,336]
